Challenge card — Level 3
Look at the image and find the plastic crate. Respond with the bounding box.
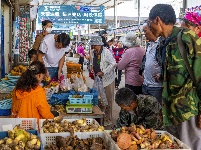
[69,88,98,106]
[48,93,70,106]
[0,99,12,109]
[0,130,42,150]
[39,118,100,134]
[40,131,116,150]
[105,130,191,150]
[0,118,38,131]
[68,95,93,104]
[0,130,38,139]
[0,109,11,116]
[7,74,20,80]
[66,103,93,113]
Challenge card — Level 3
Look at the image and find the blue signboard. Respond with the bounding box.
[38,5,105,24]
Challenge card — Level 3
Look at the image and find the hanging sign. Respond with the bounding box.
[37,5,105,24]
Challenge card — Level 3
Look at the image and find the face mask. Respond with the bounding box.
[46,27,52,33]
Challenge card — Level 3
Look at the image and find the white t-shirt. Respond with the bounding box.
[39,34,69,67]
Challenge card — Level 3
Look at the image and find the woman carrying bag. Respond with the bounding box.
[89,36,116,126]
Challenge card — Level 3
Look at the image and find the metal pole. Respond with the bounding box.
[114,0,116,38]
[137,0,140,26]
[182,0,187,14]
[13,0,20,67]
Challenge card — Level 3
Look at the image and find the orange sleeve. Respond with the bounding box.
[32,34,44,51]
[35,89,54,119]
[11,89,21,118]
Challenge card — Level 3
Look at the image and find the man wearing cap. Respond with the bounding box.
[89,36,116,126]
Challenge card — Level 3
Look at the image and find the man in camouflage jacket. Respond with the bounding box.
[115,88,163,130]
[149,4,201,149]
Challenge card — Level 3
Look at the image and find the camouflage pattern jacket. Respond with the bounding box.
[162,26,201,126]
[116,94,163,129]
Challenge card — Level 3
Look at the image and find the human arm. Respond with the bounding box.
[101,49,116,75]
[116,109,132,128]
[32,34,44,51]
[182,30,201,109]
[58,54,65,80]
[11,89,19,118]
[117,49,132,70]
[36,89,54,119]
[138,95,163,129]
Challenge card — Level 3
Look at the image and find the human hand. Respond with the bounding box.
[90,65,94,73]
[153,73,161,82]
[58,72,63,81]
[97,71,104,77]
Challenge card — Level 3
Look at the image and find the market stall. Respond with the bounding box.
[0,117,191,150]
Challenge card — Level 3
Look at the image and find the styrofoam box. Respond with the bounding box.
[105,130,191,150]
[39,118,100,134]
[0,118,38,131]
[40,131,116,150]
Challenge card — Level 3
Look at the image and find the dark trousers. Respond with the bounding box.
[115,68,122,87]
[79,57,84,70]
[125,84,142,95]
[142,84,162,105]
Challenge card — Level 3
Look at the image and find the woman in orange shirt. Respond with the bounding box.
[11,61,54,121]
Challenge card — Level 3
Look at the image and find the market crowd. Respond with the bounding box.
[11,3,201,150]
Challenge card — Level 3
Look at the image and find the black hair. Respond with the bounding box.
[16,61,47,92]
[99,30,107,36]
[115,87,137,106]
[182,18,198,28]
[28,49,37,59]
[57,33,71,48]
[42,20,52,27]
[149,4,176,25]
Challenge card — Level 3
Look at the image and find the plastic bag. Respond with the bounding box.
[93,76,108,106]
[59,78,72,91]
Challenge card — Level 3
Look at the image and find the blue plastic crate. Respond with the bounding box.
[0,109,11,116]
[0,99,12,109]
[68,95,93,104]
[69,88,98,106]
[48,93,70,106]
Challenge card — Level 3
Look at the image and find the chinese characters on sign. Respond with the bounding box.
[38,5,105,24]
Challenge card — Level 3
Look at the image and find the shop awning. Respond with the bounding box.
[19,0,127,10]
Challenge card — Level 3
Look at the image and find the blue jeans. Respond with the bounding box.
[47,67,59,80]
[142,84,162,105]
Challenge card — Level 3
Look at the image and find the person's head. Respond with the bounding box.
[122,32,140,48]
[117,41,123,48]
[16,61,47,92]
[181,12,201,35]
[42,20,53,34]
[89,36,104,51]
[143,22,157,42]
[113,38,118,45]
[99,30,107,38]
[115,87,138,111]
[107,38,114,46]
[28,49,38,62]
[148,4,176,38]
[55,33,71,49]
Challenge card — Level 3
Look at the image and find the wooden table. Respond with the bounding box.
[63,106,105,125]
